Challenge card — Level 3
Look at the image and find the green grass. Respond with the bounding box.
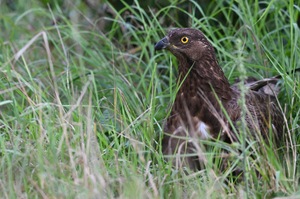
[0,0,299,198]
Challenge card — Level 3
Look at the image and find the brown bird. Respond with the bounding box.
[155,28,284,170]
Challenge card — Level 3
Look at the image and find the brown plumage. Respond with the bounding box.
[155,28,284,170]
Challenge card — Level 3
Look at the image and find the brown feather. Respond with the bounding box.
[155,28,284,170]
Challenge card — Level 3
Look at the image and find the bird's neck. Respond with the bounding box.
[177,57,233,100]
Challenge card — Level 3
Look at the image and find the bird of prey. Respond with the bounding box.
[155,28,284,170]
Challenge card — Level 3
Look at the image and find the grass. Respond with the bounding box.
[0,0,299,198]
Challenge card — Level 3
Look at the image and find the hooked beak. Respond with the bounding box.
[154,37,169,51]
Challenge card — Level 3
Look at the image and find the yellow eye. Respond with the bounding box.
[181,36,189,44]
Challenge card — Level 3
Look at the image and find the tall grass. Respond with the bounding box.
[0,0,299,198]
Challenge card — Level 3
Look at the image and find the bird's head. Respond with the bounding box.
[155,28,215,61]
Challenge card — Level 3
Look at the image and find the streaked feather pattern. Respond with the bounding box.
[155,28,284,170]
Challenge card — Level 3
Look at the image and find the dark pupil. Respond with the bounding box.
[183,37,186,42]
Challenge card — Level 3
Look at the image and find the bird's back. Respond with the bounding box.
[225,86,284,143]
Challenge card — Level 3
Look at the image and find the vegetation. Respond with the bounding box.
[0,0,299,198]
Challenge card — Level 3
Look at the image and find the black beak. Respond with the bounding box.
[154,37,169,51]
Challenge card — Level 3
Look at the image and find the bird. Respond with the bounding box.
[154,28,284,170]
